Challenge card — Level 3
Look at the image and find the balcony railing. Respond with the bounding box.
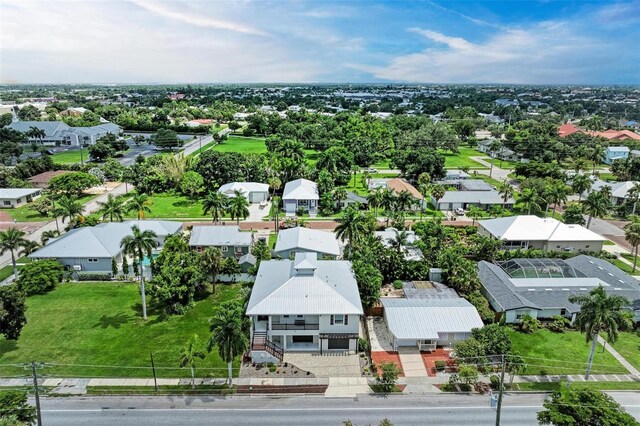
[272,323,319,330]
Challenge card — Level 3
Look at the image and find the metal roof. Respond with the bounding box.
[218,182,269,198]
[7,121,70,137]
[479,216,605,243]
[282,179,319,201]
[382,298,484,340]
[188,226,252,247]
[438,190,513,204]
[0,188,41,199]
[30,220,182,259]
[460,180,493,191]
[246,257,363,316]
[274,227,340,256]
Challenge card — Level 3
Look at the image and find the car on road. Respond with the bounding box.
[455,208,465,216]
[362,168,378,173]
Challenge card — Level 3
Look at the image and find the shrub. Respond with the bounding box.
[0,390,36,424]
[489,374,500,390]
[358,337,369,352]
[15,259,64,295]
[435,360,446,372]
[519,314,541,334]
[458,365,479,386]
[392,280,403,290]
[376,362,400,392]
[76,272,113,281]
[267,362,277,373]
[548,315,569,333]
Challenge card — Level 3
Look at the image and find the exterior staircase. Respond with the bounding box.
[252,331,284,362]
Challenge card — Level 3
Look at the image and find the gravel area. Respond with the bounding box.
[239,361,315,378]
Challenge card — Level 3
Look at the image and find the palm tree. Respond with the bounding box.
[179,334,206,390]
[334,208,373,256]
[545,183,568,218]
[40,230,59,245]
[497,180,514,209]
[207,303,248,387]
[271,196,281,233]
[467,206,483,226]
[54,196,84,228]
[267,176,281,197]
[202,191,228,224]
[332,187,348,210]
[0,228,29,280]
[395,190,415,213]
[571,174,591,202]
[583,190,610,229]
[430,185,446,216]
[200,247,224,293]
[97,194,126,222]
[18,240,40,257]
[390,229,409,253]
[506,354,526,387]
[120,225,158,320]
[366,187,385,218]
[125,193,153,220]
[624,216,640,272]
[627,183,640,216]
[228,191,249,225]
[569,286,629,380]
[518,188,544,215]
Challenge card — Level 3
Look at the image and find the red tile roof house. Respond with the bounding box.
[28,170,69,189]
[186,119,214,127]
[558,122,640,141]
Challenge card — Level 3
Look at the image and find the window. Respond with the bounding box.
[283,315,289,318]
[585,245,590,249]
[296,315,303,318]
[331,315,348,325]
[221,246,228,252]
[87,258,99,263]
[257,315,268,321]
[3,201,10,206]
[515,309,531,320]
[560,309,567,316]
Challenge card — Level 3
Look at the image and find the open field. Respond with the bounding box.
[507,328,627,375]
[209,136,268,154]
[49,149,90,165]
[611,332,640,371]
[121,193,220,220]
[0,282,244,378]
[441,147,488,170]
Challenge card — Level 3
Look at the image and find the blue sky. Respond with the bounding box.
[1,0,639,84]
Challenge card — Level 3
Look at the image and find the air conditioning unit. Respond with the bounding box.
[73,265,82,271]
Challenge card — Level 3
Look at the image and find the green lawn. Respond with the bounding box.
[611,332,640,372]
[0,282,244,378]
[603,240,615,246]
[507,328,627,375]
[513,381,640,391]
[441,147,488,170]
[122,193,216,219]
[267,233,277,249]
[6,193,98,223]
[210,136,267,154]
[49,149,90,165]
[611,259,640,276]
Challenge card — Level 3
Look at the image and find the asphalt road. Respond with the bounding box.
[36,392,640,426]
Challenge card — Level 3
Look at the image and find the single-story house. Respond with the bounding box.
[443,170,471,181]
[603,146,630,165]
[29,220,182,275]
[368,179,389,190]
[334,191,368,210]
[381,298,484,351]
[218,182,269,204]
[375,227,423,261]
[589,180,639,205]
[6,121,122,146]
[28,170,69,189]
[478,256,640,324]
[274,226,341,259]
[0,188,42,208]
[478,216,605,252]
[460,180,493,191]
[188,225,253,259]
[247,252,363,362]
[387,178,424,203]
[60,107,89,117]
[282,179,318,216]
[432,190,514,211]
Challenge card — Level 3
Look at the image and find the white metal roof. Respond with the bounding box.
[438,190,512,204]
[479,216,605,242]
[382,298,484,340]
[246,255,363,316]
[274,227,340,256]
[282,179,319,201]
[188,226,252,247]
[218,182,269,198]
[0,188,41,199]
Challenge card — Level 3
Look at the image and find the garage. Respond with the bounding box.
[328,338,350,350]
[249,191,268,203]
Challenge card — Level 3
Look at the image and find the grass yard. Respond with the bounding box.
[49,148,90,165]
[0,282,245,378]
[513,381,640,391]
[210,136,267,154]
[122,193,221,220]
[603,240,615,246]
[507,328,627,375]
[611,332,640,372]
[611,259,640,276]
[6,193,99,223]
[440,147,488,170]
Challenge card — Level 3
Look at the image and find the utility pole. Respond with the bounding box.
[150,352,158,391]
[495,354,506,426]
[31,361,42,426]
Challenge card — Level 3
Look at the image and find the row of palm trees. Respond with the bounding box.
[202,190,249,225]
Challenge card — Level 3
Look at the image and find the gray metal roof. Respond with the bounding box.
[30,220,182,259]
[382,298,484,340]
[7,121,70,137]
[438,191,514,204]
[0,188,41,199]
[246,255,363,316]
[274,227,340,256]
[460,180,493,191]
[282,179,318,201]
[238,253,257,266]
[478,256,640,313]
[188,226,252,247]
[346,191,368,204]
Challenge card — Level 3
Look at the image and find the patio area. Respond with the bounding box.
[421,348,456,377]
[282,352,361,378]
[371,351,404,377]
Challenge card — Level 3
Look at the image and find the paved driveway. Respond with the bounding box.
[283,352,361,377]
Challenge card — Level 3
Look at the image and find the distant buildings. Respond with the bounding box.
[6,121,122,146]
[603,146,630,165]
[558,122,640,141]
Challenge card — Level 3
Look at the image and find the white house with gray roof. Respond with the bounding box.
[273,226,341,259]
[217,182,269,204]
[478,256,640,324]
[6,121,122,146]
[588,180,639,206]
[0,188,42,208]
[29,220,182,275]
[282,179,318,216]
[432,190,515,211]
[247,252,363,363]
[188,225,253,259]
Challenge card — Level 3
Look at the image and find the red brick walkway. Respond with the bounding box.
[421,348,455,377]
[371,351,404,377]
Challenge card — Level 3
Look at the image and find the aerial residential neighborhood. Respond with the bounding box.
[1,0,639,425]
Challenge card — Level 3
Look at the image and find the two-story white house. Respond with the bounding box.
[246,252,363,363]
[282,178,319,216]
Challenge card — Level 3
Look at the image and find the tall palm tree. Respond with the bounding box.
[267,176,281,197]
[497,180,514,209]
[18,240,40,257]
[518,188,544,215]
[271,196,281,233]
[569,286,629,380]
[40,230,59,245]
[97,194,126,222]
[583,190,610,229]
[366,187,385,218]
[0,228,29,280]
[571,174,591,202]
[202,191,228,224]
[430,185,445,216]
[627,183,640,216]
[624,216,640,272]
[390,229,409,254]
[381,188,397,226]
[200,247,224,293]
[179,334,206,390]
[120,225,158,320]
[395,190,415,213]
[54,196,84,228]
[334,208,373,256]
[467,206,483,226]
[545,183,568,218]
[126,193,153,220]
[228,191,249,225]
[207,302,248,387]
[488,139,503,177]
